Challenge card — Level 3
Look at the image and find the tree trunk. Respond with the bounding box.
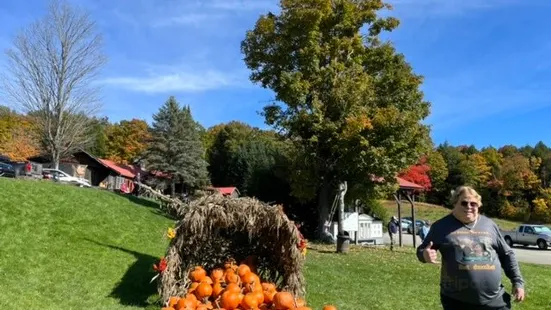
[316,178,331,240]
[170,180,176,197]
[53,151,60,170]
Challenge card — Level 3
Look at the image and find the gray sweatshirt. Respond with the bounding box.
[416,214,525,306]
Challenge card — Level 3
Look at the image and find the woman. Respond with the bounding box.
[416,186,525,310]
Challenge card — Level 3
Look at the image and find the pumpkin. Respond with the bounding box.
[261,282,276,292]
[188,282,200,294]
[273,292,296,310]
[212,282,224,298]
[224,270,240,284]
[190,266,207,282]
[296,297,306,307]
[195,282,213,299]
[263,290,276,304]
[322,305,338,310]
[225,282,242,294]
[220,290,243,310]
[210,268,224,282]
[168,297,179,307]
[175,297,196,310]
[237,264,251,278]
[240,292,260,309]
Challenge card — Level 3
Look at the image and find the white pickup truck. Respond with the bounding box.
[501,224,551,250]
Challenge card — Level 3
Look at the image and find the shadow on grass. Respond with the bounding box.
[84,238,161,308]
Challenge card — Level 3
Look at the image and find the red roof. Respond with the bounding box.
[212,187,239,196]
[396,177,424,190]
[99,159,144,179]
[370,174,424,190]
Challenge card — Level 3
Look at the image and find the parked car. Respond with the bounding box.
[0,155,43,178]
[0,162,16,178]
[501,224,551,250]
[407,219,427,235]
[400,218,412,231]
[42,168,91,187]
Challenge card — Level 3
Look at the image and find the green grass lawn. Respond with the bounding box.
[0,177,174,309]
[304,244,551,310]
[382,200,522,230]
[0,178,549,310]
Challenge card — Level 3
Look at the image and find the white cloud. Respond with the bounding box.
[100,70,249,93]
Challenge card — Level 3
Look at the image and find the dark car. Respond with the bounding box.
[0,155,43,178]
[0,162,16,178]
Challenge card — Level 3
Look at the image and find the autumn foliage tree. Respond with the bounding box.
[105,119,151,164]
[0,106,40,160]
[241,0,431,237]
[399,157,431,191]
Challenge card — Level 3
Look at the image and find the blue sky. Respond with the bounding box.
[1,0,551,149]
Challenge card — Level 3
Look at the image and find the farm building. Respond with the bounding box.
[28,151,144,191]
[207,186,240,198]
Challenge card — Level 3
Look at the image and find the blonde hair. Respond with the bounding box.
[449,186,482,207]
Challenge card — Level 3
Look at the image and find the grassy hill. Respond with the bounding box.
[0,178,548,309]
[0,178,174,309]
[382,200,522,230]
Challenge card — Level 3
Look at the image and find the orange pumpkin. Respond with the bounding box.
[224,270,240,284]
[187,282,200,294]
[273,292,296,310]
[225,282,242,294]
[212,282,224,298]
[195,282,213,299]
[237,264,251,278]
[322,305,338,310]
[190,266,207,282]
[175,297,196,310]
[220,290,243,310]
[168,296,179,307]
[210,268,224,282]
[263,290,276,304]
[240,292,260,309]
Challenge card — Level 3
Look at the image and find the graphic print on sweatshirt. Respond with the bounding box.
[450,230,497,270]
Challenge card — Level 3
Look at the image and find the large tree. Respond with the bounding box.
[241,0,431,237]
[1,0,107,168]
[146,96,209,196]
[105,119,151,164]
[206,121,293,203]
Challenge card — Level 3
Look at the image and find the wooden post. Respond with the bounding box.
[404,192,416,249]
[355,202,359,245]
[394,192,402,247]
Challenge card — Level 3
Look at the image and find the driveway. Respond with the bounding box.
[382,233,551,265]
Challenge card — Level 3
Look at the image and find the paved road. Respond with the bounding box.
[382,232,551,266]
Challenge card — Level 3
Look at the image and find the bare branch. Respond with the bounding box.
[0,0,107,167]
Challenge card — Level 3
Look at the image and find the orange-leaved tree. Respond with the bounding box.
[104,119,151,164]
[0,108,41,161]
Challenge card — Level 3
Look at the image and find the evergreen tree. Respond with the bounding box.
[146,96,209,195]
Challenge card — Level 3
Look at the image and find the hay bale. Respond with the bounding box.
[158,192,306,303]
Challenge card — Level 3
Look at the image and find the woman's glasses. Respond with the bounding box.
[460,201,479,207]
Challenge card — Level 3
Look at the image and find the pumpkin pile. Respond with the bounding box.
[160,259,336,310]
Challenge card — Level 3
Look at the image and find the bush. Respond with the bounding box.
[362,198,389,226]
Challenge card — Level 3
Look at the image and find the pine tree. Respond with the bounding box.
[146,96,209,195]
